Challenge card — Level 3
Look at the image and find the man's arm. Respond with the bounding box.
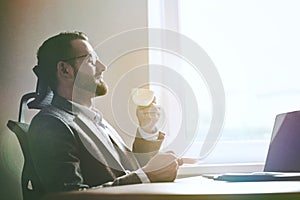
[132,129,165,153]
[28,114,89,193]
[132,103,165,166]
[132,129,164,167]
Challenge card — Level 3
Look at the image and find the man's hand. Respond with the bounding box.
[142,152,183,182]
[136,98,161,133]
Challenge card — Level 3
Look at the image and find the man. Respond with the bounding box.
[27,31,181,198]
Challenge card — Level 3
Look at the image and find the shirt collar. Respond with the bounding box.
[69,101,103,124]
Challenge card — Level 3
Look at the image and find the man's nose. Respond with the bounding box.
[95,60,107,72]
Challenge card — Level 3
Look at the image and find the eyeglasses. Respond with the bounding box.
[62,51,100,66]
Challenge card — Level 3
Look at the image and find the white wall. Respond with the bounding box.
[0,1,149,199]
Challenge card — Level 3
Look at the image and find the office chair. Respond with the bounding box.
[7,77,53,200]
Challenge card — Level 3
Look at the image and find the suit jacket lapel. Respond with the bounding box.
[102,120,129,152]
[51,94,139,171]
[102,120,140,170]
[74,114,126,172]
[51,95,126,171]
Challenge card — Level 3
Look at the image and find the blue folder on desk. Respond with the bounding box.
[214,111,300,182]
[213,172,300,182]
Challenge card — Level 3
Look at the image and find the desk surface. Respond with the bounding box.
[43,176,300,200]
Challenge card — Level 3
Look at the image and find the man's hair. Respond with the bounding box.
[36,31,88,91]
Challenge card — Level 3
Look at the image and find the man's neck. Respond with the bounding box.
[72,88,94,107]
[57,86,93,107]
[72,94,92,107]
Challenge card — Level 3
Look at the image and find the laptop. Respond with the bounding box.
[212,111,300,181]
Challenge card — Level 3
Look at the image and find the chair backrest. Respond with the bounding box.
[7,120,44,200]
[6,77,53,200]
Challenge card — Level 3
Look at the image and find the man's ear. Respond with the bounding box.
[57,61,75,80]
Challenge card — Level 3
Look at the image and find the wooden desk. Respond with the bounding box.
[42,176,300,200]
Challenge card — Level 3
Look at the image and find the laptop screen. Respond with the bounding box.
[264,111,300,172]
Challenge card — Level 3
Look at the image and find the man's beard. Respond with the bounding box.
[74,74,108,97]
[94,80,108,96]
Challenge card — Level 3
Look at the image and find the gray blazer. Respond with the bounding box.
[28,94,164,195]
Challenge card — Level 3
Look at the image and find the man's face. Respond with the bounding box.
[70,39,108,97]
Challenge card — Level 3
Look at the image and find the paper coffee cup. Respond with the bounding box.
[131,88,155,107]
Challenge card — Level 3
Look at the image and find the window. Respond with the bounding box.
[148,0,300,164]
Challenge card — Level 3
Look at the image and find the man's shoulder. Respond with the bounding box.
[31,104,76,126]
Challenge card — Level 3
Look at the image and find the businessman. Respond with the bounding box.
[27,31,182,198]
